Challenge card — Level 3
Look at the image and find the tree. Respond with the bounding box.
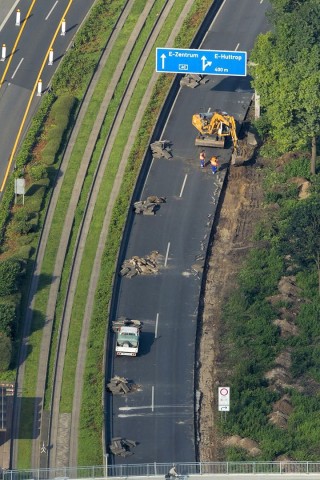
[0,303,16,336]
[250,0,320,174]
[282,197,320,294]
[0,333,12,372]
[0,259,21,296]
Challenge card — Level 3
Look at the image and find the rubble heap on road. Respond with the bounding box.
[133,195,166,215]
[112,317,142,331]
[107,375,137,395]
[180,74,209,88]
[150,140,172,159]
[120,251,159,277]
[109,437,138,457]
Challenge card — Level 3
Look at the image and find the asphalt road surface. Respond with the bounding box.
[108,0,270,466]
[0,0,96,191]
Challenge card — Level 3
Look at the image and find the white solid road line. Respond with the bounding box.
[235,43,240,51]
[155,313,159,339]
[119,412,190,418]
[45,0,58,21]
[151,386,154,412]
[11,57,23,79]
[179,174,188,198]
[164,242,170,267]
[119,404,189,411]
[141,156,155,199]
[0,0,20,32]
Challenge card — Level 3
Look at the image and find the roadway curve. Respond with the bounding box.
[0,0,96,192]
[107,0,270,466]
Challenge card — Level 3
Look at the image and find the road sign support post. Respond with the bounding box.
[15,9,21,26]
[1,44,6,61]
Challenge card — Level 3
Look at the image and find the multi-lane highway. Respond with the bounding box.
[0,0,98,469]
[0,0,96,193]
[108,0,270,465]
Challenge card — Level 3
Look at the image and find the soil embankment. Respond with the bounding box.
[198,163,265,460]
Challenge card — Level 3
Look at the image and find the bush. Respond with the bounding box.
[28,163,48,182]
[7,208,33,236]
[0,259,21,296]
[0,333,12,371]
[0,303,16,336]
[238,248,284,301]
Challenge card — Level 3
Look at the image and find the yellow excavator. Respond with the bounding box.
[192,110,253,165]
[192,110,238,148]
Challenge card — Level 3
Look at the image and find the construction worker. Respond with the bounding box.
[210,156,219,174]
[199,149,206,168]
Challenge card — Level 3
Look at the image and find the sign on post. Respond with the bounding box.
[156,48,247,76]
[218,386,230,411]
[14,178,25,204]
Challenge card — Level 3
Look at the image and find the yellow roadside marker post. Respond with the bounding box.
[1,44,6,62]
[61,18,66,36]
[15,9,21,27]
[48,48,53,66]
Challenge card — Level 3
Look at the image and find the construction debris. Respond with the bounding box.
[133,196,166,215]
[107,376,137,395]
[120,251,159,277]
[112,317,142,332]
[180,74,209,88]
[109,437,138,457]
[150,140,172,159]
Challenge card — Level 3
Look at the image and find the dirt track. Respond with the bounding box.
[197,163,265,460]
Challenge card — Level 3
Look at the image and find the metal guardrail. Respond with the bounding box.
[3,461,320,480]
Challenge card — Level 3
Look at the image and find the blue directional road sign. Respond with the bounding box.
[156,48,247,76]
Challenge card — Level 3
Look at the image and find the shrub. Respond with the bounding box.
[0,259,21,296]
[0,333,12,371]
[0,303,16,336]
[7,208,33,236]
[28,163,47,182]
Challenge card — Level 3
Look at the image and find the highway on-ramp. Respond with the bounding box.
[0,0,96,193]
[108,0,270,466]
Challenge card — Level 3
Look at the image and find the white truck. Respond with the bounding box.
[113,317,141,357]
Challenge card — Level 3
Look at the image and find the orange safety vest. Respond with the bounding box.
[210,156,218,166]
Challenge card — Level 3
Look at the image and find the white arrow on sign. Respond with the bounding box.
[201,55,212,71]
[161,53,166,69]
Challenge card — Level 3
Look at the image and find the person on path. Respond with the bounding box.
[210,156,219,174]
[169,466,179,477]
[199,149,206,168]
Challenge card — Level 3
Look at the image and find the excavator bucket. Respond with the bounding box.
[231,139,255,166]
[195,135,225,148]
[231,148,247,166]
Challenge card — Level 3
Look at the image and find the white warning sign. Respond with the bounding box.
[218,386,230,411]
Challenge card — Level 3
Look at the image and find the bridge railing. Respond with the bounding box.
[3,461,320,480]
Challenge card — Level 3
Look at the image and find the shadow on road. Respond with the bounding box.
[211,75,253,93]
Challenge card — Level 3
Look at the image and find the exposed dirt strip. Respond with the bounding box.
[197,165,265,461]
